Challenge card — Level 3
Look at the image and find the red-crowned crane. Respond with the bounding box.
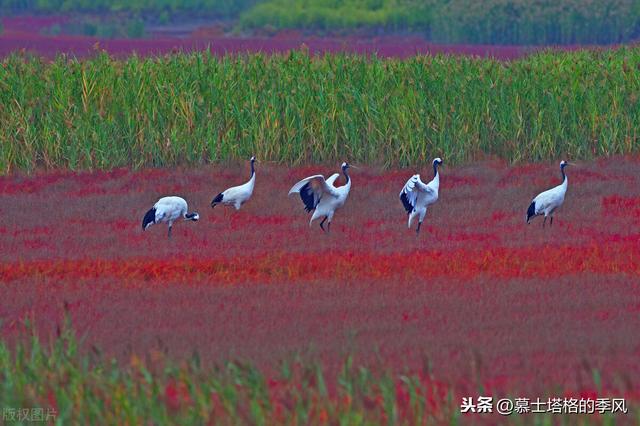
[211,156,256,210]
[142,196,199,238]
[399,157,442,235]
[288,162,352,233]
[526,160,571,227]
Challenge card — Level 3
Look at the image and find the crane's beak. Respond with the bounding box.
[350,165,360,169]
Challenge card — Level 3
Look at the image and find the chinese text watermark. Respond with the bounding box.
[2,407,57,422]
[461,397,628,416]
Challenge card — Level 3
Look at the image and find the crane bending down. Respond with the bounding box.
[211,156,256,210]
[288,162,352,232]
[400,157,442,235]
[526,160,570,227]
[142,196,199,238]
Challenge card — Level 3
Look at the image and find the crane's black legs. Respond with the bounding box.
[327,221,331,233]
[319,216,327,232]
[416,222,422,235]
[168,225,172,239]
[542,216,547,228]
[550,216,554,226]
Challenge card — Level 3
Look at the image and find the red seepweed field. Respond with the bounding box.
[0,15,535,60]
[1,157,640,422]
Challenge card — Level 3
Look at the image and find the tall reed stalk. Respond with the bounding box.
[1,48,639,173]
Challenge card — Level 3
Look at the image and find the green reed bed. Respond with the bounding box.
[0,319,461,425]
[1,47,639,173]
[3,319,632,425]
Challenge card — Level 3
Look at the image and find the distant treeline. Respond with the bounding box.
[2,0,640,45]
[1,48,639,172]
[239,0,433,35]
[0,0,258,18]
[240,0,640,45]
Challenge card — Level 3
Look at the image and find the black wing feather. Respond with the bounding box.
[142,207,156,230]
[300,182,318,212]
[211,193,223,204]
[526,201,536,223]
[400,192,413,214]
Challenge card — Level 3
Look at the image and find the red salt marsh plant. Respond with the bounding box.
[0,30,530,61]
[2,242,640,284]
[602,195,640,217]
[1,158,640,423]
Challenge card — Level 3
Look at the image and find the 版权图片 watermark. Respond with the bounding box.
[2,407,57,422]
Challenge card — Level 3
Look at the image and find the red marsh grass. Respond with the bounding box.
[1,158,640,405]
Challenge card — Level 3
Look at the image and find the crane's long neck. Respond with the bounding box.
[558,165,568,196]
[246,161,256,193]
[343,168,350,185]
[432,163,440,187]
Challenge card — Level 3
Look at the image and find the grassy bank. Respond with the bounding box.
[1,319,632,424]
[0,318,459,425]
[1,48,639,173]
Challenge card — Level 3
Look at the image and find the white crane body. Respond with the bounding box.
[211,157,256,210]
[142,196,199,238]
[289,163,352,232]
[526,161,570,227]
[399,158,442,234]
